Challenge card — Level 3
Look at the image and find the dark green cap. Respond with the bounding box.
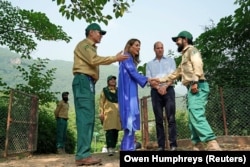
[85,23,106,35]
[107,75,116,82]
[172,31,193,42]
[62,92,69,96]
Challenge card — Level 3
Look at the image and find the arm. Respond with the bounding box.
[54,101,62,118]
[189,48,204,94]
[99,91,105,122]
[77,44,117,66]
[159,65,181,82]
[123,56,148,88]
[190,48,204,82]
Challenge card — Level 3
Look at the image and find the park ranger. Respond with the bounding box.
[72,23,128,166]
[152,31,222,151]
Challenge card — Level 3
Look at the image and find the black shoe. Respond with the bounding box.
[156,147,164,151]
[170,147,177,151]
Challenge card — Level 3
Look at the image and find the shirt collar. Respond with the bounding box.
[182,45,193,53]
[85,38,97,48]
[153,56,166,62]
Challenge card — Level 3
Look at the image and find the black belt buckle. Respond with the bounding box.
[198,80,205,83]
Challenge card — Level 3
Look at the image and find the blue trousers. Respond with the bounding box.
[120,129,135,151]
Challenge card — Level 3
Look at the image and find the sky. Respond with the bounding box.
[11,0,238,64]
[10,0,238,94]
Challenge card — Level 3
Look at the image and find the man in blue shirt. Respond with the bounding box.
[146,41,177,151]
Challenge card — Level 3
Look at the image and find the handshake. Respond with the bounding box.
[148,78,170,95]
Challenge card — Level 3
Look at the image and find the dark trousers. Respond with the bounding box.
[56,118,68,149]
[151,86,177,149]
[106,129,119,148]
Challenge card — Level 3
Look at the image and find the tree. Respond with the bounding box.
[0,0,71,59]
[15,58,58,105]
[195,0,250,88]
[53,0,135,25]
[0,0,71,104]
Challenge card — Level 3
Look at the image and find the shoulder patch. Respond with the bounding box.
[84,45,89,50]
[192,48,198,55]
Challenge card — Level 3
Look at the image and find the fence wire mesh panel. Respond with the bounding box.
[140,87,250,149]
[140,95,189,149]
[0,95,9,156]
[3,89,39,157]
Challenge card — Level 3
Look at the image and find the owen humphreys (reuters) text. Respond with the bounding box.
[123,154,246,164]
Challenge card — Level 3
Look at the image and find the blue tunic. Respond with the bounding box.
[118,52,148,135]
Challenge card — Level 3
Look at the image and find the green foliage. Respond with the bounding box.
[175,111,190,139]
[206,87,250,136]
[14,58,59,106]
[0,0,72,106]
[137,63,146,76]
[35,105,76,154]
[0,0,71,59]
[195,0,250,88]
[53,0,135,25]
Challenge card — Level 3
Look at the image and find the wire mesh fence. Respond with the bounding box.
[140,87,250,149]
[0,89,39,157]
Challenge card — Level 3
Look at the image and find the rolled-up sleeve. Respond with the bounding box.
[190,48,204,81]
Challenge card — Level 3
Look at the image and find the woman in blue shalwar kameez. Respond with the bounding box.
[118,39,149,151]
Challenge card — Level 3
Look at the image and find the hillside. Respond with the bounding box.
[0,47,186,107]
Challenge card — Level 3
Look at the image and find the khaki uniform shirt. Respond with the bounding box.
[54,100,69,119]
[160,45,206,86]
[99,88,121,131]
[72,38,117,82]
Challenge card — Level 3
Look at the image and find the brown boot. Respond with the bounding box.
[75,156,102,166]
[206,140,222,151]
[193,142,205,151]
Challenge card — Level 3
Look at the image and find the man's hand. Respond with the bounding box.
[191,83,199,94]
[116,51,129,61]
[150,78,160,82]
[99,113,104,124]
[157,85,167,95]
[148,78,160,89]
[99,113,104,121]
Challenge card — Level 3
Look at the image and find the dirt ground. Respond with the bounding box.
[0,152,120,167]
[0,144,250,167]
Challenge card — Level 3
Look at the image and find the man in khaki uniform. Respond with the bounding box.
[99,75,121,156]
[152,31,222,151]
[72,23,128,166]
[54,92,69,154]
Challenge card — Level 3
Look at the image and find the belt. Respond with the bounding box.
[186,80,207,89]
[74,72,95,83]
[152,85,173,91]
[198,80,206,83]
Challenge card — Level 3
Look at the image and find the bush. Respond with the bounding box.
[35,105,76,154]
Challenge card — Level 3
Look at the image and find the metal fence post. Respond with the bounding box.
[141,96,149,149]
[219,87,228,136]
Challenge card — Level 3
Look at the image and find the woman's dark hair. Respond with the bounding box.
[124,38,141,65]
